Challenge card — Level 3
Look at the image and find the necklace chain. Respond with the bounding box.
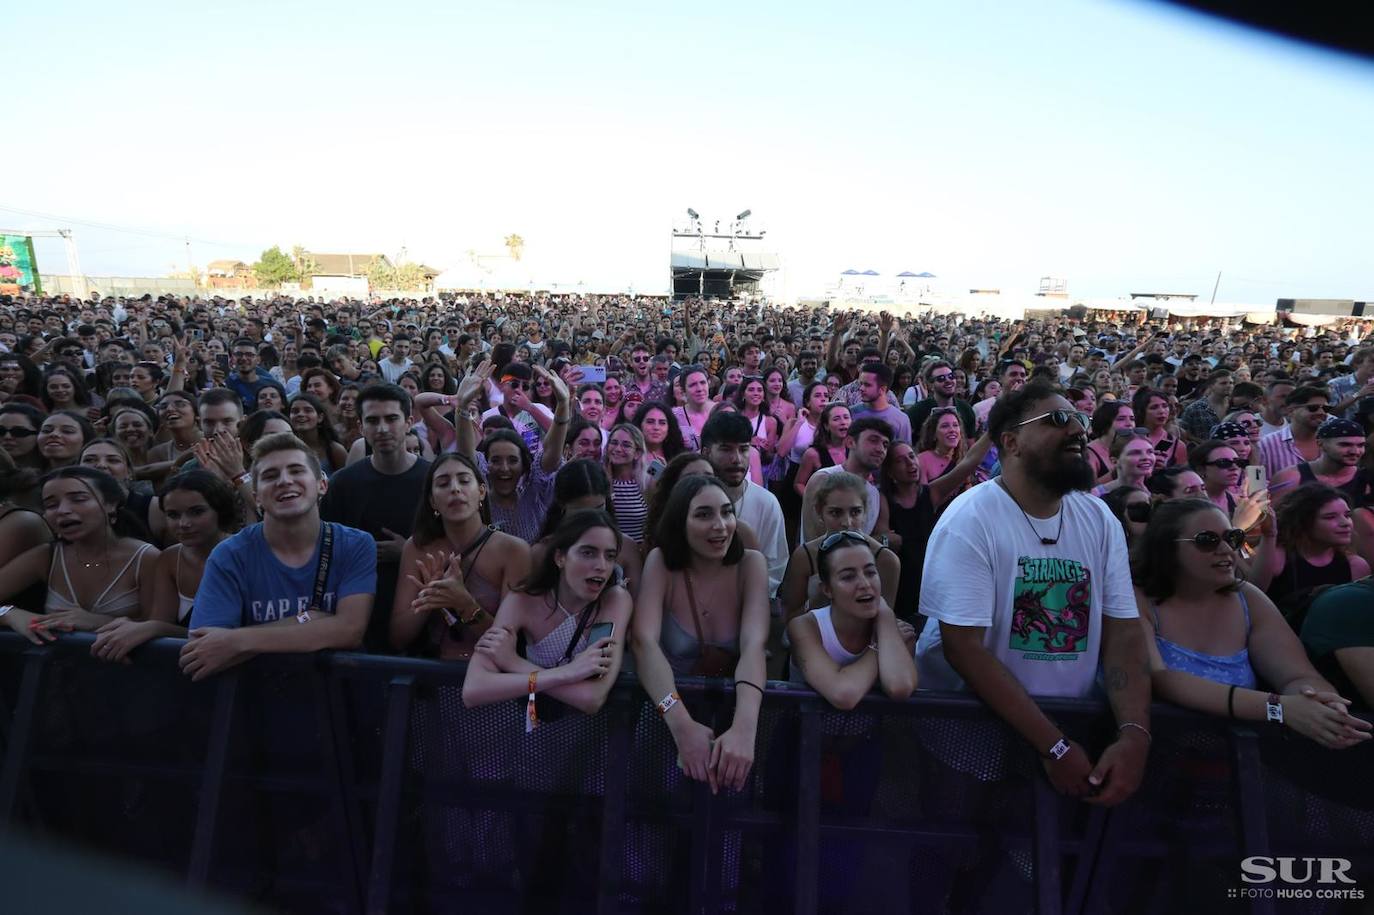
[997,479,1065,546]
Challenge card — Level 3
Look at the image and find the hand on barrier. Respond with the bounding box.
[670,716,716,789]
[1040,739,1094,798]
[710,722,755,794]
[1282,692,1372,749]
[91,617,152,664]
[1086,733,1149,807]
[2,607,64,645]
[179,628,245,682]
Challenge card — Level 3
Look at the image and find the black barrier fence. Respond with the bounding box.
[1,632,1372,915]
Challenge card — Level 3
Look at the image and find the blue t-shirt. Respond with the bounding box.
[190,522,377,628]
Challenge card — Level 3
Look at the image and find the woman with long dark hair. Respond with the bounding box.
[0,402,46,474]
[0,352,44,401]
[1133,388,1186,468]
[793,401,851,498]
[1133,499,1369,749]
[42,366,93,414]
[288,392,348,477]
[392,452,530,659]
[1085,400,1137,484]
[733,375,779,480]
[38,409,95,472]
[672,365,714,450]
[0,466,159,642]
[461,509,632,715]
[90,470,238,661]
[633,475,769,793]
[1256,483,1370,620]
[632,401,685,480]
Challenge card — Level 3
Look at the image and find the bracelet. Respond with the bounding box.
[236,471,252,487]
[734,680,765,696]
[1227,684,1237,720]
[526,671,539,733]
[1117,721,1152,744]
[656,691,680,716]
[296,610,311,625]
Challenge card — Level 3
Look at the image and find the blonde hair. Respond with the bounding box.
[605,423,649,490]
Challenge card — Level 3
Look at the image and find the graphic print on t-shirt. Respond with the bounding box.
[1008,556,1092,660]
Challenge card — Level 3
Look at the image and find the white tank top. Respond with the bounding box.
[789,605,867,683]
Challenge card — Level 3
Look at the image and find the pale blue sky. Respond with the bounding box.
[7,0,1374,301]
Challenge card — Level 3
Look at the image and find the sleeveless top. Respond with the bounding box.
[46,542,155,618]
[0,507,50,611]
[174,548,195,622]
[788,420,818,465]
[524,602,595,669]
[787,605,866,684]
[1295,463,1371,506]
[611,477,649,543]
[1149,590,1257,688]
[659,565,744,677]
[887,486,937,623]
[809,443,839,471]
[1266,549,1354,616]
[433,567,503,660]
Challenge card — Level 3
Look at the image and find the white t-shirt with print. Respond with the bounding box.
[915,482,1136,699]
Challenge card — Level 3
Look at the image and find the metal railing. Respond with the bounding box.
[1,632,1371,915]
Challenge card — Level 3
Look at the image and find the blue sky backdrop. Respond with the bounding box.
[6,0,1373,301]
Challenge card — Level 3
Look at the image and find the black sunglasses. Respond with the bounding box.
[0,427,39,438]
[1205,458,1243,470]
[1175,528,1246,553]
[1016,410,1091,431]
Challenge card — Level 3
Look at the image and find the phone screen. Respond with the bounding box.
[1245,465,1267,496]
[587,621,615,644]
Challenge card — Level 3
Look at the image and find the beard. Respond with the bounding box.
[1023,445,1096,495]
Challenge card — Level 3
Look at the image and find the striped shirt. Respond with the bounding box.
[611,477,649,543]
[1257,426,1305,480]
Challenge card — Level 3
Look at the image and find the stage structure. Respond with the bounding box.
[670,209,780,300]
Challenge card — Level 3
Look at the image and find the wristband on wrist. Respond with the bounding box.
[1266,692,1284,724]
[526,671,539,733]
[1044,737,1070,761]
[656,691,681,717]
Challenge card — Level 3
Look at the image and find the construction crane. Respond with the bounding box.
[0,228,86,299]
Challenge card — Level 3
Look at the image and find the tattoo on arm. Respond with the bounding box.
[1104,665,1128,692]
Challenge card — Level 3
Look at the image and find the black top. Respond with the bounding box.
[320,456,431,652]
[906,397,977,441]
[1295,463,1373,508]
[1266,549,1353,627]
[0,507,49,612]
[886,486,937,625]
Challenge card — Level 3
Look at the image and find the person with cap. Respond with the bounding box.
[1268,417,1370,506]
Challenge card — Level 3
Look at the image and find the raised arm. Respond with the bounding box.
[536,365,573,475]
[928,432,994,507]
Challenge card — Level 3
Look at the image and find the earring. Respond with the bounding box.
[433,508,440,518]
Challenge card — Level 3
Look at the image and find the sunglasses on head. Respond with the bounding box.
[1016,410,1091,431]
[819,530,868,554]
[1176,528,1246,553]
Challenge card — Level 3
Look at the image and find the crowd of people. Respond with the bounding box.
[1,289,1372,802]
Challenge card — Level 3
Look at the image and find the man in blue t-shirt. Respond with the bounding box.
[180,432,376,680]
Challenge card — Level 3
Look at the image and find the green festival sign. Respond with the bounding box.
[0,235,41,294]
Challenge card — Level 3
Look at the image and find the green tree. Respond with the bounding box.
[366,257,397,290]
[291,246,319,290]
[252,246,298,286]
[396,262,430,290]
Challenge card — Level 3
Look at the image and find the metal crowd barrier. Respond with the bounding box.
[1,632,1371,915]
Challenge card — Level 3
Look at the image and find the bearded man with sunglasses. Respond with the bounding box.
[915,381,1151,806]
[905,360,976,440]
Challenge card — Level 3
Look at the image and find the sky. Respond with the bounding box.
[6,0,1374,303]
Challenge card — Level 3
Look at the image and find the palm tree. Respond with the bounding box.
[504,234,524,261]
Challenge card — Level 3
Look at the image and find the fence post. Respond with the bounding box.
[366,674,414,915]
[596,692,634,915]
[794,701,822,915]
[315,666,366,915]
[188,673,238,888]
[1032,771,1064,915]
[0,652,49,822]
[1231,729,1276,915]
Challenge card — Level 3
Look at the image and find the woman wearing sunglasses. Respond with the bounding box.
[1133,499,1370,749]
[1188,439,1243,516]
[0,403,46,476]
[786,530,917,707]
[780,472,900,626]
[1253,483,1369,622]
[1101,486,1153,546]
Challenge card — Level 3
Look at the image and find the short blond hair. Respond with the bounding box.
[250,432,322,486]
